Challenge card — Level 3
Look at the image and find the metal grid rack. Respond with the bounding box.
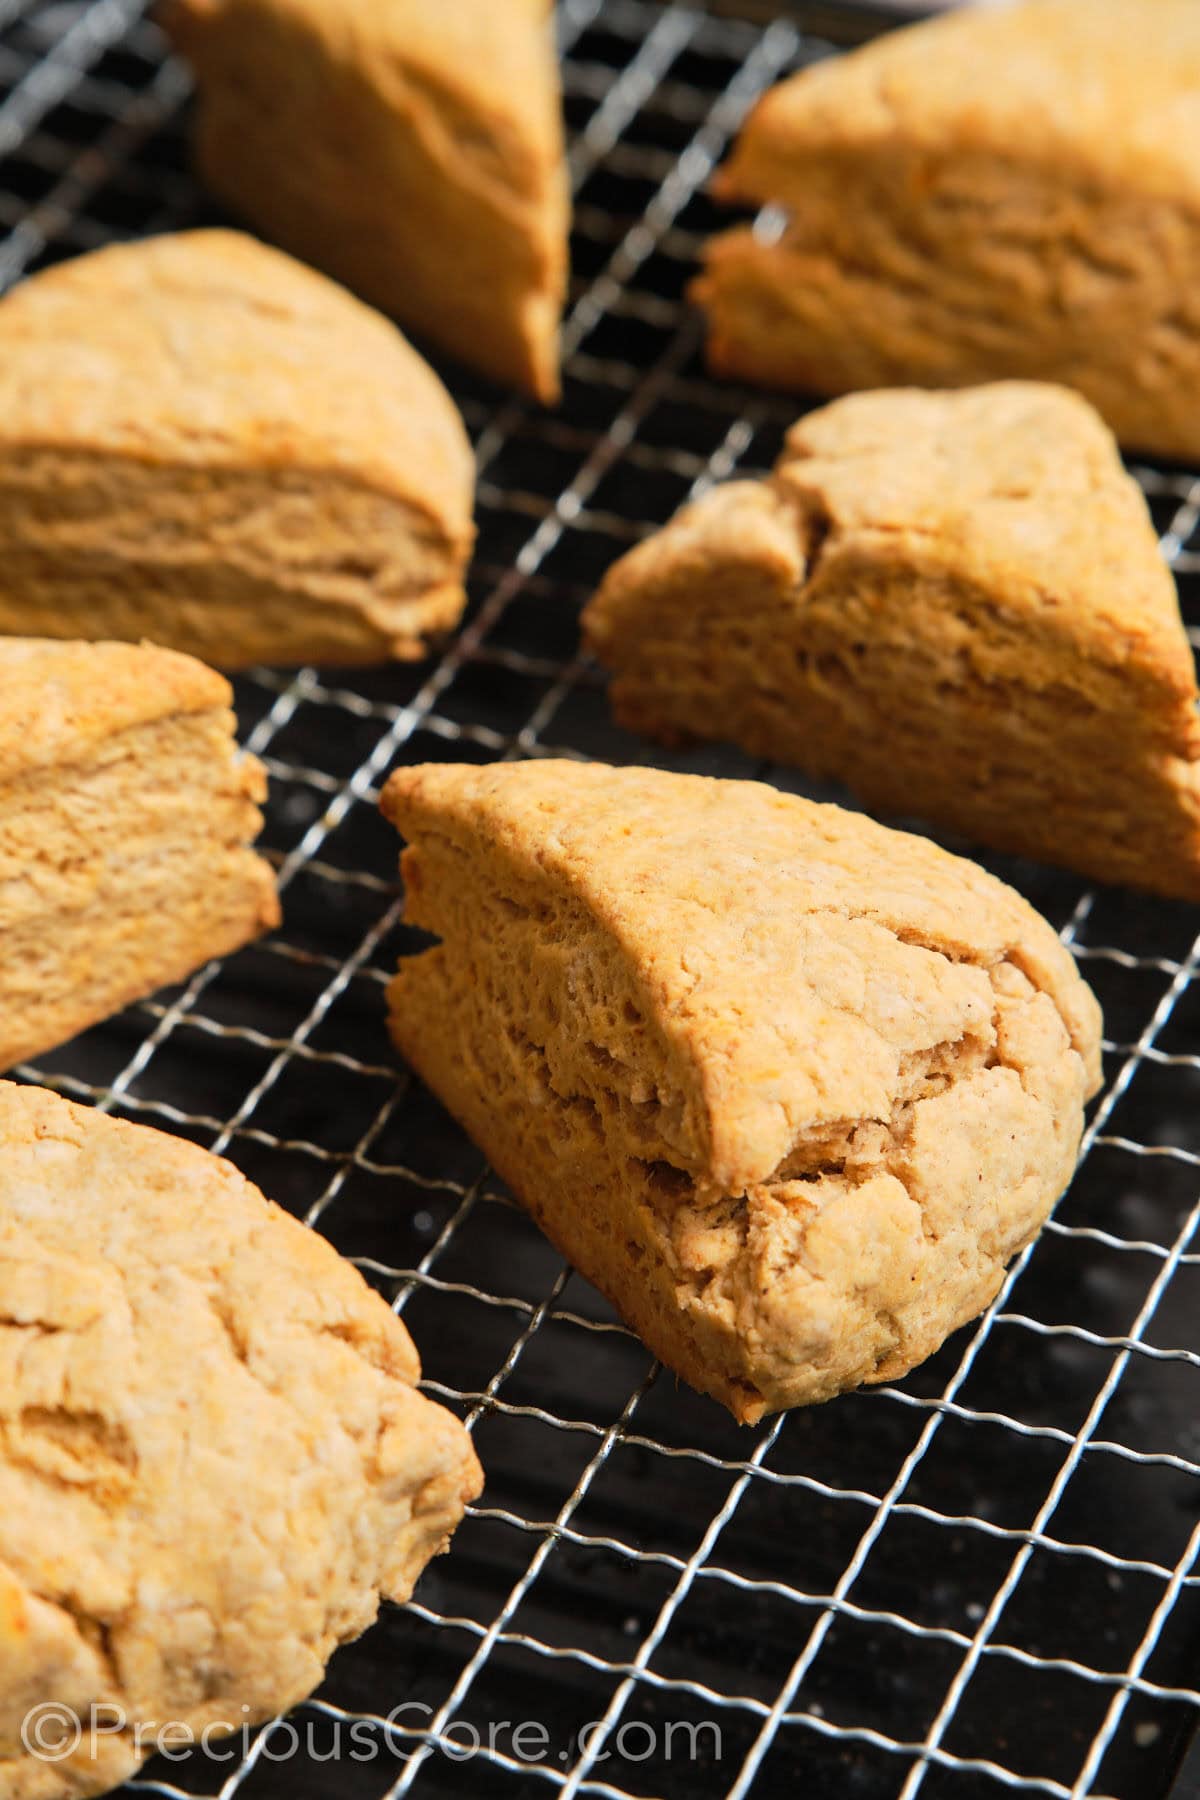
[4,2,1200,1795]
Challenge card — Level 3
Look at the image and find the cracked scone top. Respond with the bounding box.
[583,382,1200,900]
[0,1083,481,1800]
[0,229,475,667]
[383,760,1102,1424]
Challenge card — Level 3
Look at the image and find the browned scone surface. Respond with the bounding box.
[694,0,1200,461]
[165,0,567,402]
[0,230,475,667]
[584,382,1200,901]
[382,759,1101,1424]
[0,638,279,1070]
[0,1081,481,1800]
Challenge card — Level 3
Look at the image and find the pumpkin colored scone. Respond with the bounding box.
[0,1081,481,1800]
[382,759,1102,1424]
[694,0,1200,462]
[584,382,1200,901]
[0,638,278,1071]
[165,0,568,402]
[0,230,475,667]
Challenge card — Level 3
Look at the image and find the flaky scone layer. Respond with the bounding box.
[383,760,1101,1423]
[584,383,1200,900]
[0,638,278,1069]
[695,0,1200,461]
[0,231,475,666]
[0,1082,481,1800]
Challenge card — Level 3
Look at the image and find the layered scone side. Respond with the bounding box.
[382,760,1101,1423]
[0,639,279,1070]
[0,231,476,667]
[0,1082,481,1800]
[165,0,567,401]
[694,0,1200,460]
[584,383,1200,900]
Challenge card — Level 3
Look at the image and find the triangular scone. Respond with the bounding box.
[0,231,475,667]
[584,383,1200,900]
[382,760,1101,1423]
[695,0,1200,461]
[165,0,567,402]
[0,1082,481,1800]
[0,639,279,1070]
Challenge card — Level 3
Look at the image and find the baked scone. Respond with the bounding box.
[0,638,279,1071]
[583,383,1200,901]
[695,0,1200,461]
[165,0,567,402]
[0,1081,481,1800]
[382,759,1102,1423]
[0,230,475,666]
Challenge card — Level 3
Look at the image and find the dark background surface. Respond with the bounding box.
[2,3,1199,1796]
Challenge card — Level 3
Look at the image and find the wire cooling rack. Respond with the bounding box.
[4,2,1200,1796]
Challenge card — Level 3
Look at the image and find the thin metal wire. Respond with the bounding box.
[3,3,1200,1798]
[896,1162,1200,1799]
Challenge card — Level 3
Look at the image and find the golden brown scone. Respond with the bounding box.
[0,638,279,1070]
[695,0,1200,461]
[0,1081,481,1800]
[584,383,1200,901]
[0,230,475,667]
[165,0,567,402]
[382,759,1101,1424]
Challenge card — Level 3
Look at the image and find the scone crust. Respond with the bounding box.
[0,637,279,1070]
[164,0,567,401]
[583,382,1200,900]
[0,231,475,666]
[717,0,1200,213]
[0,230,474,522]
[383,760,1101,1422]
[696,0,1200,459]
[0,637,229,784]
[0,1081,481,1800]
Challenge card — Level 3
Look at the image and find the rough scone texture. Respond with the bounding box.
[0,230,475,666]
[584,382,1200,900]
[383,760,1102,1423]
[165,0,567,402]
[695,0,1200,461]
[0,1081,481,1800]
[0,638,279,1070]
